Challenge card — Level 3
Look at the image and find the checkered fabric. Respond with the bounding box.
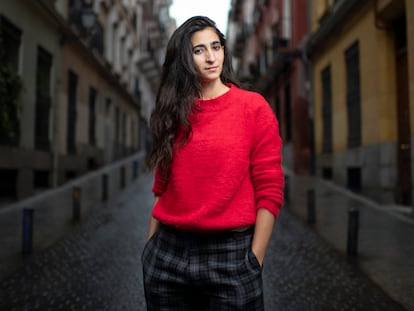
[142,224,264,311]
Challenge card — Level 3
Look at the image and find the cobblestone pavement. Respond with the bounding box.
[0,173,408,310]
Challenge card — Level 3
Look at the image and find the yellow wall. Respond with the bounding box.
[311,0,336,32]
[312,2,400,154]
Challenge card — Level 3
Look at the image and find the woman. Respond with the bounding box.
[142,16,284,310]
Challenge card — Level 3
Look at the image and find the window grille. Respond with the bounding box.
[0,15,21,70]
[88,87,97,145]
[0,15,21,146]
[321,65,332,153]
[35,46,52,151]
[67,70,78,154]
[345,42,361,148]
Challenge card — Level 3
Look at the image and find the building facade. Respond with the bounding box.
[228,0,312,174]
[309,0,414,205]
[0,0,172,202]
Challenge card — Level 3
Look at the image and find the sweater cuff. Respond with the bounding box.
[256,199,282,219]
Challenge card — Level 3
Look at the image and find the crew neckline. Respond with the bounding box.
[194,84,234,111]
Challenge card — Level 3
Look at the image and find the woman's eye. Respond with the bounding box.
[193,48,204,55]
[213,45,222,51]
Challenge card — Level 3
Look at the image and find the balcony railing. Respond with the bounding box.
[68,6,104,55]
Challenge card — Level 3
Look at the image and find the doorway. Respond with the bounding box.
[394,15,411,204]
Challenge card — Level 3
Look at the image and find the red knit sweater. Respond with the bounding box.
[152,84,284,232]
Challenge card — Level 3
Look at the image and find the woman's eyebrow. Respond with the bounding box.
[192,43,207,49]
[192,41,221,49]
[210,40,221,45]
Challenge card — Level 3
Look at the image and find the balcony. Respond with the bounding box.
[68,5,104,54]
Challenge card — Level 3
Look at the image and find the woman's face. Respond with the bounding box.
[191,27,224,84]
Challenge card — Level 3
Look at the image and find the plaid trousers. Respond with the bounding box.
[141,224,264,311]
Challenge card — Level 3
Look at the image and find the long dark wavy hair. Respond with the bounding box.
[147,16,239,176]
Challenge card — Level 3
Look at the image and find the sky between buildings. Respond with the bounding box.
[169,0,232,34]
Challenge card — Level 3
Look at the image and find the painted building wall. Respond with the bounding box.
[59,44,139,153]
[0,0,59,150]
[0,0,60,198]
[287,0,311,174]
[311,0,414,203]
[313,4,398,152]
[0,0,171,202]
[263,0,311,174]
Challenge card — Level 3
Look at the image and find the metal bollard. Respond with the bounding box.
[347,208,359,257]
[307,189,316,225]
[72,186,81,222]
[284,175,290,204]
[22,208,34,255]
[102,173,108,201]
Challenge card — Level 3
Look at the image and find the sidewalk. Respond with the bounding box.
[0,152,145,281]
[285,169,414,311]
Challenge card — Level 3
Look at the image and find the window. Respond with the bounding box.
[131,12,137,31]
[130,120,136,150]
[115,106,120,145]
[284,83,292,142]
[67,70,78,154]
[88,87,97,145]
[347,167,361,193]
[35,46,52,151]
[0,15,21,71]
[345,42,361,148]
[91,21,104,54]
[122,112,127,152]
[34,170,49,189]
[134,78,141,97]
[282,0,291,41]
[322,167,333,179]
[321,65,332,153]
[0,15,22,146]
[0,169,17,199]
[259,50,267,75]
[114,106,121,159]
[105,97,112,116]
[88,157,97,170]
[65,170,77,181]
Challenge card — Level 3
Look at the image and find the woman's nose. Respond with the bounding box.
[205,49,216,61]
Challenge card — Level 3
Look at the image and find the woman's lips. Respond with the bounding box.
[205,66,219,71]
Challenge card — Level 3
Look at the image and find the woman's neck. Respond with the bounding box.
[200,80,229,100]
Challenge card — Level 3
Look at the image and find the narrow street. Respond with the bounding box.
[0,173,406,311]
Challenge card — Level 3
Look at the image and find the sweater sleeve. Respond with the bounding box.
[250,98,284,218]
[152,168,169,196]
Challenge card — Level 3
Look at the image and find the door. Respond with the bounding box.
[67,70,78,155]
[395,16,411,204]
